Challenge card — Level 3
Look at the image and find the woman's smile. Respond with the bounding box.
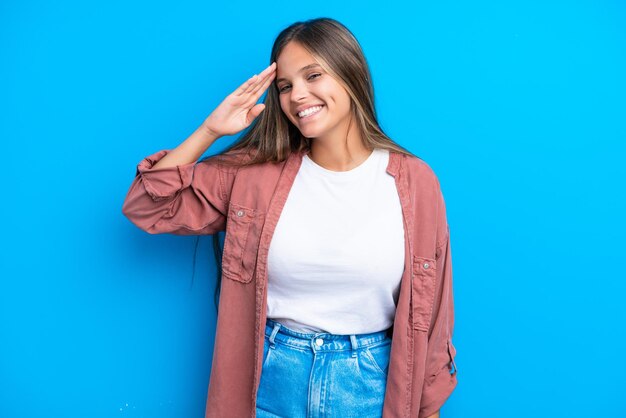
[298,105,325,122]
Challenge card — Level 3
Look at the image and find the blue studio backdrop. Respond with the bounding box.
[1,1,625,417]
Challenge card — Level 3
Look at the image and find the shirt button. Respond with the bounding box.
[423,263,430,269]
[236,210,244,217]
[315,338,324,346]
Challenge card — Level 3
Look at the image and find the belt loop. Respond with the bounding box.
[350,335,358,358]
[269,322,281,349]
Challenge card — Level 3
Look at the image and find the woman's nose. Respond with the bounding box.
[290,81,309,101]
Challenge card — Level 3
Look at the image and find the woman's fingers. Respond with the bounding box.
[234,74,258,96]
[257,62,276,81]
[251,70,276,98]
[235,62,276,97]
[249,67,276,97]
[245,62,276,96]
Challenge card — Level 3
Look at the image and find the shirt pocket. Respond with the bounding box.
[411,255,437,331]
[221,202,264,283]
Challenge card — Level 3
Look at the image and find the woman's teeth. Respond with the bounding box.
[298,105,323,118]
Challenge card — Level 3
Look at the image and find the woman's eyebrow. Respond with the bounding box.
[276,63,321,83]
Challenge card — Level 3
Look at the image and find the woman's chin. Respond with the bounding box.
[298,124,326,139]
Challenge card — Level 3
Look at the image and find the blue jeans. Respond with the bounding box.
[255,318,392,418]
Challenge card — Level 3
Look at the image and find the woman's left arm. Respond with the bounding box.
[418,180,458,418]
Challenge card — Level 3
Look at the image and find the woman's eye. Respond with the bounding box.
[278,74,322,93]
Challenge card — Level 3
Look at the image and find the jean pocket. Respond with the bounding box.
[362,339,392,377]
[221,201,263,283]
[412,255,437,331]
[262,336,273,369]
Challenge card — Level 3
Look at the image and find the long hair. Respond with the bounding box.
[198,17,419,312]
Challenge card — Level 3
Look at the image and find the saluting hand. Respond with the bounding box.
[202,62,277,138]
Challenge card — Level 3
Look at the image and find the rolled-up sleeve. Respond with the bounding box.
[121,149,233,235]
[418,182,458,418]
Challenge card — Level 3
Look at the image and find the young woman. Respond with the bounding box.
[122,17,457,418]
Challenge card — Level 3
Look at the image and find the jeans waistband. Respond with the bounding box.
[264,318,391,357]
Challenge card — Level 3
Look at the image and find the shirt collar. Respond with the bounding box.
[292,147,401,177]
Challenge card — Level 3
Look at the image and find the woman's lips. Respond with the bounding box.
[298,105,324,122]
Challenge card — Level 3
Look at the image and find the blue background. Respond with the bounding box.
[2,1,625,417]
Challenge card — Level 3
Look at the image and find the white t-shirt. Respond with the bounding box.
[266,148,405,334]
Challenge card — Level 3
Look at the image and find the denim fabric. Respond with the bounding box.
[256,318,392,418]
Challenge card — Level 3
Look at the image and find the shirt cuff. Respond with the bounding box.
[419,363,458,418]
[136,150,195,200]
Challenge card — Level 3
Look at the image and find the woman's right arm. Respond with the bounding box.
[121,61,277,235]
[121,125,230,235]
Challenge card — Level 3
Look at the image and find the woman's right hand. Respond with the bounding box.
[202,62,277,138]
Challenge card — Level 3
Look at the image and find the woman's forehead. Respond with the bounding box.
[276,43,318,72]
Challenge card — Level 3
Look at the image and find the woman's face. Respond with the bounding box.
[275,41,353,140]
